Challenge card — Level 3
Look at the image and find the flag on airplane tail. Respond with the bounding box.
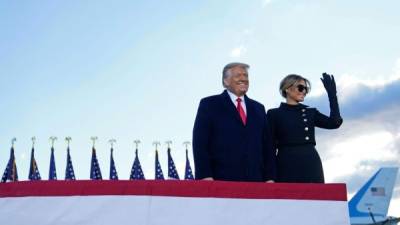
[370,187,385,196]
[109,148,118,180]
[155,150,164,180]
[65,147,76,180]
[28,147,41,181]
[184,149,194,180]
[167,148,180,180]
[1,147,18,182]
[130,149,145,180]
[90,147,102,180]
[48,147,57,180]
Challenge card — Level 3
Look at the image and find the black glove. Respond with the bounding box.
[320,72,337,97]
[321,72,342,123]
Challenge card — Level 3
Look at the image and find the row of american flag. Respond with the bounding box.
[1,137,195,182]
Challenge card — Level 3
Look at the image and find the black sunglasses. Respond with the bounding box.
[296,84,309,93]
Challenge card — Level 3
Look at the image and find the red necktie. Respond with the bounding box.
[236,98,247,125]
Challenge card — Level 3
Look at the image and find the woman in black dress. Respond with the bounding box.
[266,73,342,183]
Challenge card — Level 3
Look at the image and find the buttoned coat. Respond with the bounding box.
[192,90,276,182]
[266,102,343,183]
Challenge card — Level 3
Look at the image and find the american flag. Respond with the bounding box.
[65,147,76,180]
[109,148,118,180]
[90,147,102,180]
[130,149,145,180]
[184,149,194,180]
[28,147,41,181]
[167,148,180,180]
[48,147,57,180]
[371,187,385,196]
[155,150,164,180]
[1,147,18,182]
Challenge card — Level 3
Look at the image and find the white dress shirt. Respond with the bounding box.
[226,90,247,115]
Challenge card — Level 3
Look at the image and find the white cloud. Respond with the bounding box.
[319,104,400,182]
[308,58,400,102]
[230,46,247,58]
[324,130,397,182]
[336,73,400,104]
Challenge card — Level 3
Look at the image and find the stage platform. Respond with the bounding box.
[0,180,350,225]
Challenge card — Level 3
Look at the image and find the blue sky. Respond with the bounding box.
[1,0,399,215]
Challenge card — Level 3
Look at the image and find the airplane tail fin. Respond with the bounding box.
[348,167,398,221]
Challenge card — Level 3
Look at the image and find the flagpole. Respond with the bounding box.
[130,139,145,180]
[49,136,58,180]
[11,137,18,182]
[11,137,16,148]
[108,139,117,180]
[31,136,36,149]
[134,140,141,161]
[153,141,164,180]
[64,136,75,180]
[50,136,57,148]
[65,137,72,148]
[152,141,161,151]
[165,140,172,149]
[134,140,141,150]
[183,141,194,180]
[109,139,116,149]
[183,141,191,150]
[90,136,98,148]
[29,136,41,180]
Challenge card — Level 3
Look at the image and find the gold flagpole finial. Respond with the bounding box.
[109,139,116,148]
[31,136,36,148]
[165,140,172,149]
[183,141,191,150]
[152,141,161,151]
[49,136,57,148]
[134,140,141,150]
[11,137,17,148]
[90,136,98,148]
[65,137,72,147]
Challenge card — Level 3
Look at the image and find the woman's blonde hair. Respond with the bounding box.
[279,74,311,98]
